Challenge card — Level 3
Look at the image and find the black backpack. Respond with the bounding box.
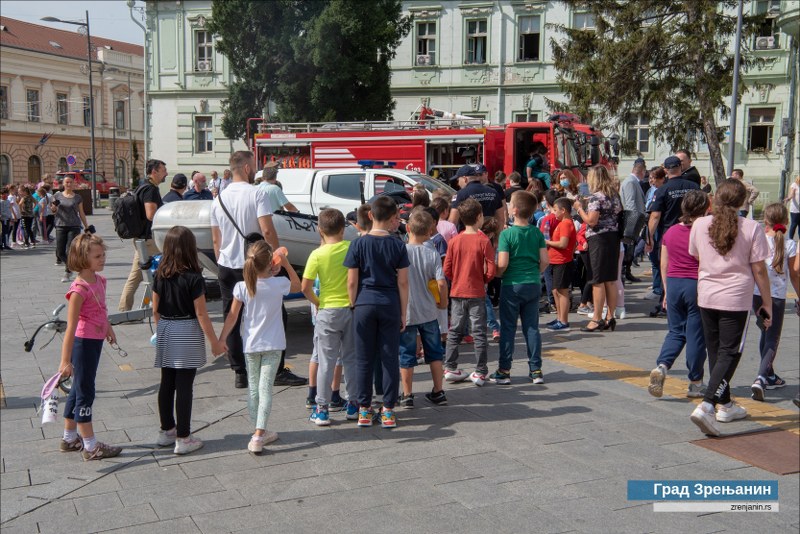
[112,185,146,239]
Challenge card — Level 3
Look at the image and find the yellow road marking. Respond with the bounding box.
[119,363,134,371]
[0,377,5,408]
[544,349,800,435]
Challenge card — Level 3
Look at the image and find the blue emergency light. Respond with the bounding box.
[358,160,396,169]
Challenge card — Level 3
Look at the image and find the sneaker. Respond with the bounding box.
[716,403,747,423]
[617,306,627,320]
[444,369,471,383]
[470,372,486,387]
[60,273,72,283]
[329,398,346,412]
[576,305,593,316]
[54,261,63,266]
[648,365,667,398]
[309,406,331,426]
[398,394,414,409]
[488,370,511,385]
[345,401,359,420]
[81,441,122,461]
[765,375,786,389]
[357,407,373,427]
[690,405,721,437]
[156,428,177,447]
[425,389,447,405]
[751,378,765,402]
[248,436,264,454]
[462,335,474,344]
[546,319,560,327]
[491,329,500,342]
[234,371,248,389]
[686,382,706,398]
[274,368,308,386]
[529,370,545,384]
[643,290,661,300]
[305,397,316,410]
[59,436,83,452]
[547,321,570,332]
[380,409,397,428]
[261,431,279,445]
[174,435,204,455]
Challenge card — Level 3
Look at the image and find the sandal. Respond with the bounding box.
[765,375,786,389]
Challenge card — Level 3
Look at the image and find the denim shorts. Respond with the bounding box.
[399,319,444,368]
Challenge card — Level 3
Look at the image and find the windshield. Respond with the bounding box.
[403,173,456,196]
[555,128,579,169]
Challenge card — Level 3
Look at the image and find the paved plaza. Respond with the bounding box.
[1,209,798,533]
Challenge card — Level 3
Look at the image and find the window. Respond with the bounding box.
[514,112,539,122]
[626,115,649,153]
[518,16,541,62]
[461,111,488,121]
[747,107,775,152]
[56,93,68,125]
[573,12,595,30]
[465,19,487,64]
[83,96,92,127]
[84,158,93,170]
[0,155,10,185]
[416,22,436,66]
[27,89,40,122]
[0,87,7,119]
[323,173,362,200]
[115,159,126,181]
[58,157,68,171]
[196,116,213,153]
[27,155,41,183]
[195,30,213,71]
[115,100,125,130]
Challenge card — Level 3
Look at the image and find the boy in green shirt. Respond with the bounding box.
[489,190,549,385]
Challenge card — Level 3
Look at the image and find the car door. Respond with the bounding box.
[311,170,366,216]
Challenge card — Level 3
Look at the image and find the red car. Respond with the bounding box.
[55,171,124,196]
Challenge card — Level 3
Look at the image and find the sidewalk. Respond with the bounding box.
[1,208,798,533]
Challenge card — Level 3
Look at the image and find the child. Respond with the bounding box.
[152,226,221,455]
[504,171,523,203]
[399,211,449,406]
[432,197,457,244]
[750,203,799,401]
[575,199,593,316]
[217,241,301,452]
[17,185,36,249]
[301,209,358,425]
[344,196,409,428]
[1,186,12,250]
[491,190,548,385]
[481,216,501,341]
[538,189,562,313]
[58,233,122,460]
[442,198,496,386]
[544,197,577,332]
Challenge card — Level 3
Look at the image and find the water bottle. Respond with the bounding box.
[150,333,158,346]
[543,219,551,240]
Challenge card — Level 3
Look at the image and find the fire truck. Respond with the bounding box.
[249,108,616,183]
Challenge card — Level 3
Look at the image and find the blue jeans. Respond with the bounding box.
[485,297,500,331]
[64,337,103,423]
[498,283,542,372]
[542,265,555,305]
[656,277,706,381]
[649,242,663,297]
[399,319,444,368]
[353,303,400,409]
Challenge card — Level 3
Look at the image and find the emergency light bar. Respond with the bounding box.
[358,160,397,169]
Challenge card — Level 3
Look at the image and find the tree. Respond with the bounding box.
[548,1,766,185]
[208,0,410,140]
[131,138,140,187]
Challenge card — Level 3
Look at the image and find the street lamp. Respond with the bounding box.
[42,11,98,207]
[105,67,134,189]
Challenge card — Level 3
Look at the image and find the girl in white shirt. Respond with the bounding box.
[217,241,300,454]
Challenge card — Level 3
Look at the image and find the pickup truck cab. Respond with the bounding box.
[276,168,456,216]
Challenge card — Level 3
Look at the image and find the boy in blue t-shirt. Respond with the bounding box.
[344,196,410,428]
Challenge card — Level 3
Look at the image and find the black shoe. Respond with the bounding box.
[234,371,248,389]
[274,368,308,386]
[398,394,414,409]
[649,308,667,318]
[632,258,640,267]
[329,398,346,411]
[425,389,447,405]
[625,271,641,283]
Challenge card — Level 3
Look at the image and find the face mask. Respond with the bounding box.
[560,179,570,188]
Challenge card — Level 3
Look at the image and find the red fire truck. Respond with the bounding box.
[249,109,616,182]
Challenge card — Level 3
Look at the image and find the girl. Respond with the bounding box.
[17,185,37,249]
[784,174,800,240]
[688,179,772,437]
[750,203,798,401]
[52,177,89,282]
[58,234,122,460]
[152,226,220,455]
[217,241,301,454]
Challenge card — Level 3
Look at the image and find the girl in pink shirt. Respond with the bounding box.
[58,234,123,460]
[687,179,772,437]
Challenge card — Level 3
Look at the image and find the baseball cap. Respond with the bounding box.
[171,173,188,188]
[264,160,280,168]
[663,156,682,169]
[473,163,488,174]
[454,164,478,178]
[634,157,646,166]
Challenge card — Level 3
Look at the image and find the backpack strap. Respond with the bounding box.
[217,191,247,240]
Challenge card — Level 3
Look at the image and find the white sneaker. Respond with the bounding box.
[61,273,72,283]
[261,431,278,445]
[716,403,747,423]
[643,290,661,300]
[648,365,667,398]
[690,405,720,436]
[616,306,627,320]
[156,428,176,447]
[248,436,264,454]
[174,435,203,455]
[444,369,471,383]
[470,372,486,387]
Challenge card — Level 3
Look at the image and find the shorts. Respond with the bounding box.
[63,337,104,423]
[552,262,574,290]
[399,320,444,368]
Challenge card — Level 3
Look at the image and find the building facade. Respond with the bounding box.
[0,17,144,187]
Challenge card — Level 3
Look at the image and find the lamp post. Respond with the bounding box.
[42,11,98,207]
[105,68,133,188]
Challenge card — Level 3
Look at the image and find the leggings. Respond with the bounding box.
[700,307,749,406]
[56,226,81,271]
[245,350,282,430]
[64,337,103,423]
[158,368,198,438]
[752,295,786,377]
[20,216,34,245]
[789,213,799,241]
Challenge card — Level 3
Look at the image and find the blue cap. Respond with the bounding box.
[455,164,478,178]
[663,156,682,169]
[473,163,488,174]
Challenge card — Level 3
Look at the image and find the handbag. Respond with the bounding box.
[217,191,265,252]
[621,209,646,245]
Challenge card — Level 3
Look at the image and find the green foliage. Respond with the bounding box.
[208,0,410,140]
[131,138,140,187]
[548,0,766,183]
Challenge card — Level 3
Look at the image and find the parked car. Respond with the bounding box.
[55,170,124,196]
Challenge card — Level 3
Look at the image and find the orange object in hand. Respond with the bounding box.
[272,246,288,266]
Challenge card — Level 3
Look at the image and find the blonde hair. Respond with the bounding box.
[763,203,788,274]
[243,240,273,297]
[67,233,106,273]
[587,166,617,198]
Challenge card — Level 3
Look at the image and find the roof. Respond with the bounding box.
[0,16,143,61]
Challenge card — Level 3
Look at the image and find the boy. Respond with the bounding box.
[490,190,549,385]
[399,211,449,407]
[302,209,357,425]
[504,172,523,203]
[344,196,409,428]
[545,197,577,332]
[442,198,496,386]
[538,189,562,312]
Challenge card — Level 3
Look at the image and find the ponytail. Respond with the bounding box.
[763,203,788,274]
[709,179,746,256]
[242,241,273,297]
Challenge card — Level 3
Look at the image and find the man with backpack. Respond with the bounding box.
[117,159,166,311]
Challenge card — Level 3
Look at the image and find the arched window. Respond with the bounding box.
[27,155,42,183]
[0,155,11,185]
[84,158,93,170]
[115,159,126,182]
[58,157,68,172]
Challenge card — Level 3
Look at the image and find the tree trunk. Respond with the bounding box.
[704,117,727,187]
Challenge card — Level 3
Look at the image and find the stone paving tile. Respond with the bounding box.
[115,463,187,489]
[190,502,290,534]
[0,470,30,491]
[103,516,201,534]
[116,474,224,507]
[73,491,125,515]
[37,502,159,534]
[150,488,245,521]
